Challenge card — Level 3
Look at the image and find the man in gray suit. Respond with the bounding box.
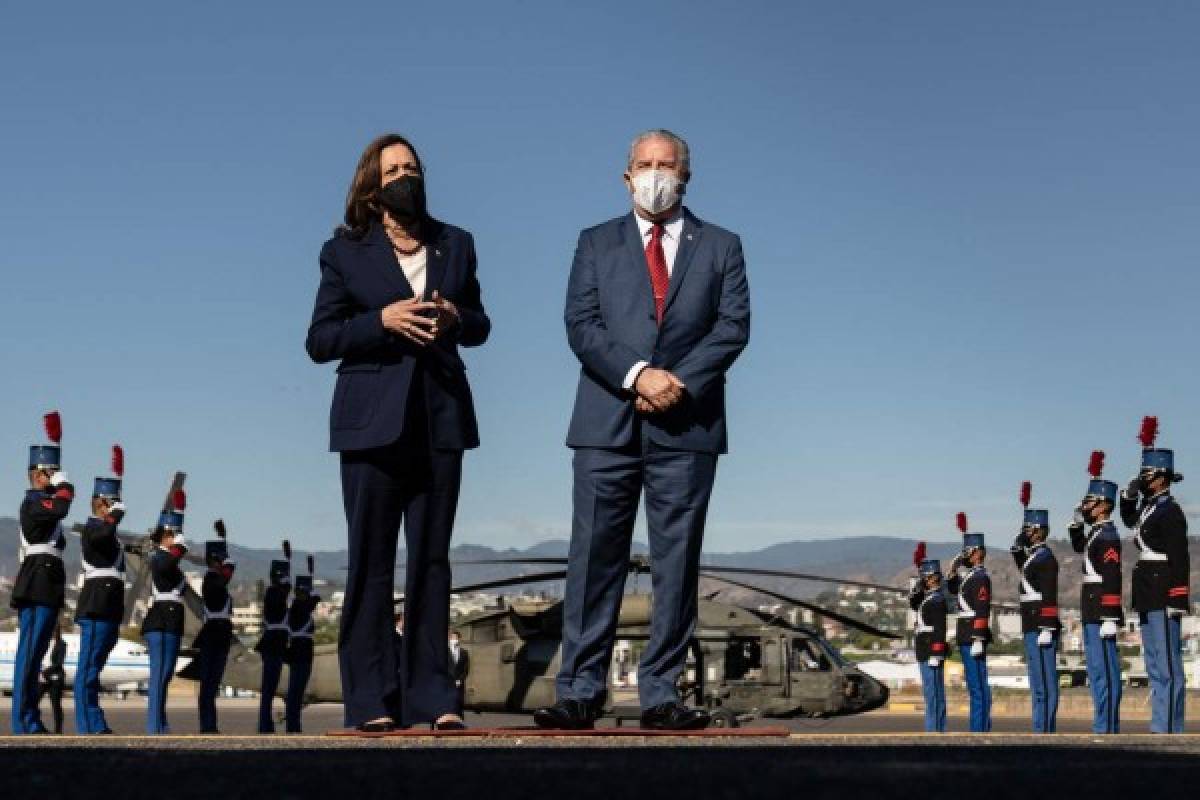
[535,129,750,730]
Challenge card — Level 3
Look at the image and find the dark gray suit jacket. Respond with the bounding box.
[564,208,750,454]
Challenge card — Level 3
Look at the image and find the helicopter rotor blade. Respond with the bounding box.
[449,558,570,567]
[700,571,901,640]
[698,565,908,596]
[434,569,571,598]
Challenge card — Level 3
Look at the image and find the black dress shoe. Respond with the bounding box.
[640,703,710,731]
[432,718,466,731]
[98,728,114,735]
[533,699,598,730]
[356,719,396,733]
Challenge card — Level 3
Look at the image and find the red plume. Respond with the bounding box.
[1138,416,1159,448]
[43,411,62,444]
[1088,450,1105,478]
[172,489,187,511]
[111,445,124,478]
[956,512,968,534]
[282,539,292,561]
[1019,481,1032,509]
[912,541,927,568]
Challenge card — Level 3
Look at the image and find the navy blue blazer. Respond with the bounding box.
[306,219,490,452]
[564,208,750,454]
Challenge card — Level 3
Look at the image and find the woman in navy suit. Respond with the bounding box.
[306,134,489,731]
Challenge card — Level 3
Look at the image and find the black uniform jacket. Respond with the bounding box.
[908,587,948,661]
[948,566,992,645]
[284,594,321,665]
[11,485,73,610]
[1012,543,1060,634]
[140,545,187,636]
[1069,520,1124,624]
[255,584,291,658]
[1123,491,1189,613]
[75,515,126,622]
[193,570,234,650]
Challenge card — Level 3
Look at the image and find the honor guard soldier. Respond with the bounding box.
[947,512,992,732]
[1068,451,1123,733]
[11,412,74,735]
[1011,482,1059,733]
[255,540,292,733]
[74,445,128,735]
[907,543,947,732]
[1122,416,1188,734]
[193,519,236,733]
[284,555,321,733]
[142,490,189,734]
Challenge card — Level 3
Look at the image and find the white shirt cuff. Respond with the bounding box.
[623,361,649,391]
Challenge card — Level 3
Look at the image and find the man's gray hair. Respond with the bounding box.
[628,129,691,177]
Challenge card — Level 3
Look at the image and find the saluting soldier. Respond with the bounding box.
[1122,416,1188,734]
[1012,482,1059,733]
[193,520,236,733]
[11,412,74,735]
[907,544,947,733]
[1068,450,1123,734]
[74,445,128,735]
[255,540,292,733]
[947,512,992,733]
[141,491,189,735]
[284,555,321,733]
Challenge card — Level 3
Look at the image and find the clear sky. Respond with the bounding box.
[2,1,1196,552]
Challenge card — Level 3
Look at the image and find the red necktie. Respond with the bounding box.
[645,223,669,323]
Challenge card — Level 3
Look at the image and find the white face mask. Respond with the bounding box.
[630,169,683,215]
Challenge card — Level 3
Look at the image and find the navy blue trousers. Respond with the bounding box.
[1084,623,1122,733]
[74,618,119,734]
[556,435,717,710]
[339,432,463,728]
[258,654,284,733]
[145,631,181,735]
[11,604,56,734]
[1141,610,1186,733]
[195,639,231,733]
[1023,631,1059,733]
[959,644,992,732]
[285,657,313,732]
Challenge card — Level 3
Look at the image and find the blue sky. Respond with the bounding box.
[1,1,1196,552]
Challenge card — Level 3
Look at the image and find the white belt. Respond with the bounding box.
[1020,592,1043,603]
[1082,575,1104,584]
[24,543,64,558]
[204,610,232,621]
[289,631,314,640]
[152,580,185,604]
[265,623,289,632]
[84,567,124,580]
[1138,552,1168,562]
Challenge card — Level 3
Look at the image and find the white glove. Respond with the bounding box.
[907,576,919,592]
[970,639,984,658]
[1071,506,1085,526]
[928,656,942,668]
[1099,619,1119,638]
[1037,629,1054,647]
[110,501,126,513]
[173,535,186,548]
[49,471,69,487]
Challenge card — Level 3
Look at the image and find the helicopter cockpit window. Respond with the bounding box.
[791,639,831,672]
[724,638,763,681]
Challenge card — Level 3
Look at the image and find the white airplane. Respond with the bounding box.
[0,631,158,692]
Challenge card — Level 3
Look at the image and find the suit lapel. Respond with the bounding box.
[621,213,657,320]
[364,222,414,299]
[663,209,702,315]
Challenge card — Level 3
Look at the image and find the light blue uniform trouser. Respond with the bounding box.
[1141,610,1185,734]
[11,604,57,734]
[959,644,991,732]
[1023,630,1059,733]
[74,618,120,734]
[918,659,946,732]
[1083,623,1121,734]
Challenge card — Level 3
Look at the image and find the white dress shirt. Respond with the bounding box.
[395,246,428,299]
[623,209,685,390]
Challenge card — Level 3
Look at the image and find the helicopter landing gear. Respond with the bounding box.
[708,708,739,729]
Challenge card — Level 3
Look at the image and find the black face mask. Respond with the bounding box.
[377,175,426,222]
[1139,473,1160,495]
